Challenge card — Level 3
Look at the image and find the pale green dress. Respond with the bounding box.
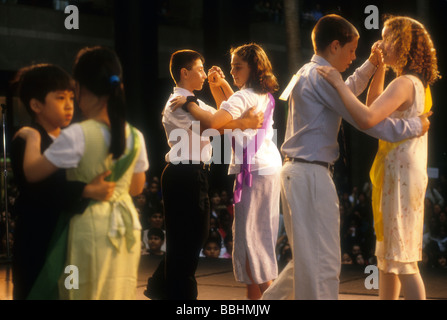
[58,120,142,299]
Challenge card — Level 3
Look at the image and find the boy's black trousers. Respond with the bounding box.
[146,162,210,300]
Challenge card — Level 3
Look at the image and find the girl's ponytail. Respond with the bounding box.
[108,75,126,159]
[73,46,127,159]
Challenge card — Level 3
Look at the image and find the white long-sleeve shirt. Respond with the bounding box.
[281,54,422,164]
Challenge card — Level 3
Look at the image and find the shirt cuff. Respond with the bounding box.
[362,59,377,78]
[409,116,423,136]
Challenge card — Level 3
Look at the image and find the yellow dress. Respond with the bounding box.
[59,120,142,299]
[374,75,428,274]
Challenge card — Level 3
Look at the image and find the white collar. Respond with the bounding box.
[173,87,195,97]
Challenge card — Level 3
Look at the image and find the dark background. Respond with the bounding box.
[0,0,445,195]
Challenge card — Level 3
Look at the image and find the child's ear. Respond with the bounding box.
[329,40,340,54]
[29,98,43,114]
[180,67,189,80]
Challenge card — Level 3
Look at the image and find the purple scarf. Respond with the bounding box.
[233,93,275,204]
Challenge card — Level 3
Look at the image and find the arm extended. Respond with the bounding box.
[208,66,235,108]
[311,67,426,142]
[318,66,416,130]
[169,97,263,133]
[16,127,117,200]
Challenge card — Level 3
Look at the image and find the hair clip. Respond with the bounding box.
[109,75,120,85]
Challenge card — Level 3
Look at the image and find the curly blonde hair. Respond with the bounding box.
[383,16,440,87]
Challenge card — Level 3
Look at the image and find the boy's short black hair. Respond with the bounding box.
[148,227,165,241]
[14,64,74,119]
[169,49,204,84]
[311,14,359,53]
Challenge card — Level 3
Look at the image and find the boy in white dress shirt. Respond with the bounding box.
[261,14,431,300]
[145,50,262,300]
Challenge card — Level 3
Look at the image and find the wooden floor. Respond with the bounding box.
[1,254,446,301]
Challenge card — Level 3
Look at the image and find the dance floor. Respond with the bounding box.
[1,254,446,300]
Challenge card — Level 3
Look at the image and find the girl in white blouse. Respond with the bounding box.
[172,43,282,299]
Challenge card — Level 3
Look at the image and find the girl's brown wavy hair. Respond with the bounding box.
[230,43,279,94]
[383,16,440,87]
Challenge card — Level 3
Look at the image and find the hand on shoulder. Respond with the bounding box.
[13,126,41,142]
[316,66,344,89]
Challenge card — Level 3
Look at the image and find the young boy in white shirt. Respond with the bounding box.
[145,49,263,300]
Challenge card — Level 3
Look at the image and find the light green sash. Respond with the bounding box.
[27,122,140,300]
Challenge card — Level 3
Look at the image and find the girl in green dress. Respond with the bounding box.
[16,46,149,300]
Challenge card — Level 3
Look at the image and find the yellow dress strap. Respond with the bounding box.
[370,86,432,242]
[424,86,432,113]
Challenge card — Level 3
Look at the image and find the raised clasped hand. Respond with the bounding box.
[369,40,384,67]
[208,66,225,87]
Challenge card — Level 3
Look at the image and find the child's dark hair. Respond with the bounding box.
[203,237,221,250]
[14,64,74,119]
[148,227,165,241]
[169,49,204,84]
[73,46,126,159]
[311,14,359,53]
[230,43,279,94]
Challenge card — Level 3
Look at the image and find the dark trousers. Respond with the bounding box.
[147,163,210,300]
[12,209,58,300]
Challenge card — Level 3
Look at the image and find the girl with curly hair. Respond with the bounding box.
[318,16,440,300]
[171,43,282,299]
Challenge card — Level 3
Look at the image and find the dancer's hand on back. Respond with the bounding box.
[419,111,433,136]
[241,107,264,130]
[83,170,116,201]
